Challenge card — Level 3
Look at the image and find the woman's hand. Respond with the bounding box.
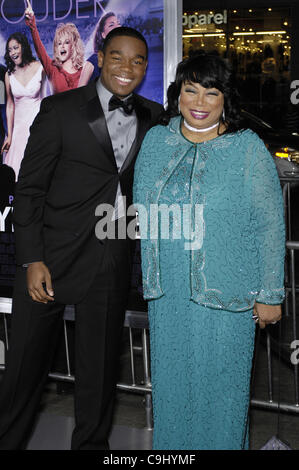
[1,136,11,154]
[253,302,282,329]
[25,0,34,19]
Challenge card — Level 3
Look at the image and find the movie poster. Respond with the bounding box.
[0,0,164,295]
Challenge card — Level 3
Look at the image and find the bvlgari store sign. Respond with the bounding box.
[182,10,227,28]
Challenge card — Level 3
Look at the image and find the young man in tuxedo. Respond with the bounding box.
[0,27,163,450]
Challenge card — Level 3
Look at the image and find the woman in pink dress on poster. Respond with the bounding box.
[25,0,93,94]
[1,32,47,180]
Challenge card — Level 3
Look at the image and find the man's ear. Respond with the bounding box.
[98,50,104,68]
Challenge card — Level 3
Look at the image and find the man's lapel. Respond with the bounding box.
[120,94,151,174]
[81,81,117,170]
[81,84,152,173]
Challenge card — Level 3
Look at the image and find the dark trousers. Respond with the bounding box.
[0,237,132,450]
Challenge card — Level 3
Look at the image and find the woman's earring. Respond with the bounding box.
[222,108,225,121]
[178,96,181,114]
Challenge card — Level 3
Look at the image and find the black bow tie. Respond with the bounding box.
[108,95,135,115]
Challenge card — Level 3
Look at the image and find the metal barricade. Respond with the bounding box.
[0,300,153,429]
[251,239,299,413]
[251,178,299,413]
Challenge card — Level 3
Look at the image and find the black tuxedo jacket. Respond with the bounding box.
[13,80,164,304]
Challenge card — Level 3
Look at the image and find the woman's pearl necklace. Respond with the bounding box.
[183,119,219,133]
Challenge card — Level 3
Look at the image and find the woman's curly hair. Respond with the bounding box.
[5,32,36,74]
[162,51,243,134]
[53,23,84,70]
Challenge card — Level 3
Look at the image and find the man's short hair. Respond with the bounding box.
[102,26,148,60]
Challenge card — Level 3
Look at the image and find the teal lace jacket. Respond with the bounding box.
[133,116,285,312]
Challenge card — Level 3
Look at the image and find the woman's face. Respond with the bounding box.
[102,15,121,39]
[56,34,72,63]
[8,39,23,67]
[179,81,224,130]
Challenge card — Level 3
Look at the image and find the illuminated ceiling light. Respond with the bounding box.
[249,9,252,13]
[182,34,203,38]
[256,30,286,35]
[284,21,288,26]
[235,26,240,29]
[268,8,272,11]
[204,33,226,37]
[233,32,255,36]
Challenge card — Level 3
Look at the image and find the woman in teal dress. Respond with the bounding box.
[133,53,285,450]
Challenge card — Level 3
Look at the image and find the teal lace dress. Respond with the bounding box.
[149,146,256,450]
[133,117,285,450]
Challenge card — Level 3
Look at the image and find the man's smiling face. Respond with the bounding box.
[98,35,148,98]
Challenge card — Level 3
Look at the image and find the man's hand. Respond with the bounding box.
[254,302,282,329]
[27,261,54,303]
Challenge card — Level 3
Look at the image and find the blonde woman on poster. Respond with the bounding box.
[25,0,93,93]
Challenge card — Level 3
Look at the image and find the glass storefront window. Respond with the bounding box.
[182,7,292,129]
